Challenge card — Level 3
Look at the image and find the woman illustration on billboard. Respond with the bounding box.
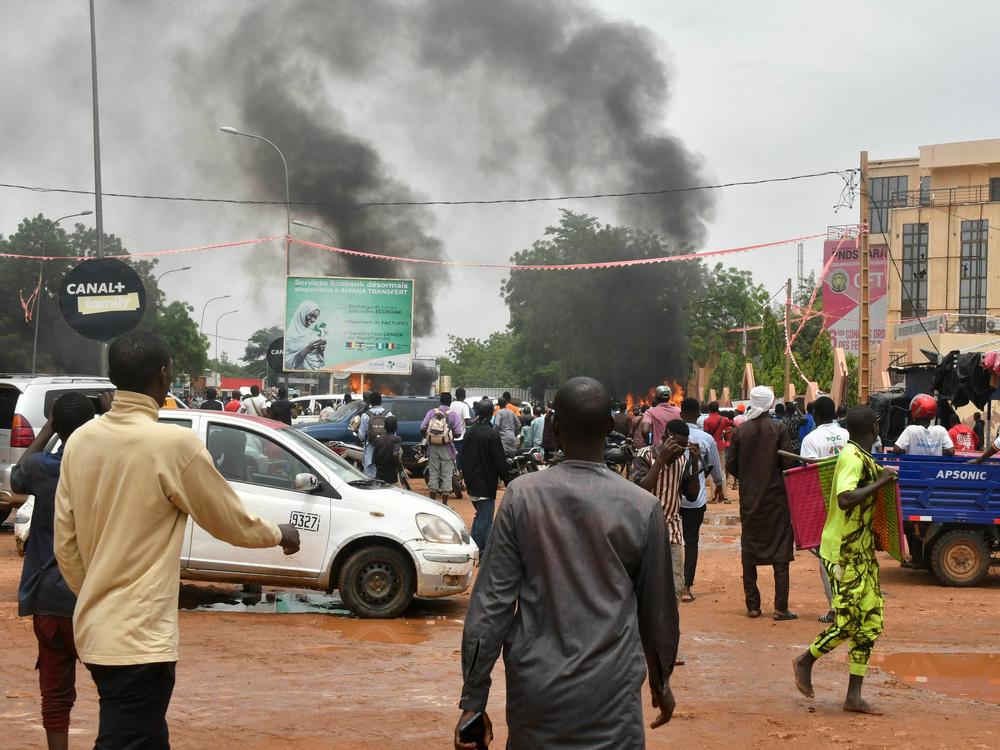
[285,300,327,370]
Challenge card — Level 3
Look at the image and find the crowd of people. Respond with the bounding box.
[455,381,974,746]
[12,337,994,748]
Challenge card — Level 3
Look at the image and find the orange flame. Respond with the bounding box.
[624,380,685,412]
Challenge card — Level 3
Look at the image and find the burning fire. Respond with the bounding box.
[346,373,396,396]
[624,380,685,412]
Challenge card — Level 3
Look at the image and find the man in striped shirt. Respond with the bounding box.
[633,419,701,609]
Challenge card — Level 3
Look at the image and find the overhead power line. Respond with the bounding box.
[0,169,855,210]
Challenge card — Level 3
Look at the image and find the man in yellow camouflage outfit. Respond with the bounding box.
[793,405,897,715]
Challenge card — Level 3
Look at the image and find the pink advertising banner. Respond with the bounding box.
[822,239,888,356]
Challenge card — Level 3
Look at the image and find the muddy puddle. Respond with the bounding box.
[177,584,450,645]
[873,652,1000,703]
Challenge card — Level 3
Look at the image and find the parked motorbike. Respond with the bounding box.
[412,443,464,498]
[325,440,364,469]
[604,431,636,478]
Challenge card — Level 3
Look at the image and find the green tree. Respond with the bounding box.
[688,264,769,367]
[501,211,703,397]
[242,326,283,377]
[0,214,208,376]
[439,332,522,387]
[754,307,787,391]
[208,352,251,378]
[145,301,208,379]
[707,350,746,399]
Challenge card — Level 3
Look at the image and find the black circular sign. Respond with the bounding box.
[59,258,147,341]
[266,336,285,372]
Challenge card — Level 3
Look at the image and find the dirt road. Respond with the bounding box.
[1,486,997,748]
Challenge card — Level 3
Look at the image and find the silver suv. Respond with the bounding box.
[0,375,114,522]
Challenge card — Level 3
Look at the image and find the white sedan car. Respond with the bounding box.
[169,409,479,618]
[16,409,478,619]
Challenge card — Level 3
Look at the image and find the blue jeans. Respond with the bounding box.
[470,497,496,552]
[363,443,376,478]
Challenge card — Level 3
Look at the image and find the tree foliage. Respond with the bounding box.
[501,211,703,397]
[0,214,207,377]
[687,264,769,367]
[241,326,284,379]
[439,332,522,387]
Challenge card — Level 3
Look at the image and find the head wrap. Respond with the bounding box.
[745,386,775,421]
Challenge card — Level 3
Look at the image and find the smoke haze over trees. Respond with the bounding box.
[191,0,714,338]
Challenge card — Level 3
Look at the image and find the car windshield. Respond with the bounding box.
[329,401,364,421]
[280,426,367,482]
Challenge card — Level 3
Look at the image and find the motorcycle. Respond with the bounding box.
[604,431,636,478]
[325,440,364,469]
[412,443,464,499]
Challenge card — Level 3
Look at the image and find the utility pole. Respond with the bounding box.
[89,0,107,376]
[796,242,804,288]
[859,151,871,403]
[784,278,792,402]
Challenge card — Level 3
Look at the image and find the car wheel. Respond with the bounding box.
[930,530,990,587]
[338,545,415,619]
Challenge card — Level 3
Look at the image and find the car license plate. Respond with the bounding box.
[289,511,320,532]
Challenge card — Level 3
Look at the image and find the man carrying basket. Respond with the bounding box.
[792,406,897,715]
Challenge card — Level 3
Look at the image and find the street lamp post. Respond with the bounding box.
[200,294,231,333]
[156,266,191,284]
[219,126,291,275]
[291,219,341,276]
[32,211,93,374]
[214,309,240,364]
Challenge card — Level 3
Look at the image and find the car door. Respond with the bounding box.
[186,421,332,579]
[157,413,200,566]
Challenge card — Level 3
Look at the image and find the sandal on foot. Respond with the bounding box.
[747,609,762,618]
[681,591,696,603]
[773,611,799,621]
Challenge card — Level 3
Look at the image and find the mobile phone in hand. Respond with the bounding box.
[459,712,487,749]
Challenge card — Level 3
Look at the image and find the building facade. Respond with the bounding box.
[869,138,1000,380]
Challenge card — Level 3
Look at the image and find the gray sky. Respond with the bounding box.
[3,1,1000,364]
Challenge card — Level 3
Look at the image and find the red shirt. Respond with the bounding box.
[948,424,979,452]
[224,399,241,413]
[703,413,733,450]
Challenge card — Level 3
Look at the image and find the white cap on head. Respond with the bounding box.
[745,385,775,421]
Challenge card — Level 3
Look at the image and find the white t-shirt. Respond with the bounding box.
[239,395,267,417]
[894,424,954,456]
[800,422,850,459]
[452,400,471,440]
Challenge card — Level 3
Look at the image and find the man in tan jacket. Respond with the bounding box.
[55,331,299,749]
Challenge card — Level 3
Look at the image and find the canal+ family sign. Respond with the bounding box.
[59,258,147,341]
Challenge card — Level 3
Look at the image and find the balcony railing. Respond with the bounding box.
[895,312,993,337]
[893,184,999,208]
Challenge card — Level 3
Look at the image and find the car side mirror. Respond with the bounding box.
[294,473,320,493]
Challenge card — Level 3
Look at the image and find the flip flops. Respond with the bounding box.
[773,611,799,621]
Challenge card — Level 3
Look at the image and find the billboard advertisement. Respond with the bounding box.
[284,276,414,374]
[822,239,887,356]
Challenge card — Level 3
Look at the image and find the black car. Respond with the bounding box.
[299,396,442,471]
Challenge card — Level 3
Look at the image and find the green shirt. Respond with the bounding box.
[819,442,879,564]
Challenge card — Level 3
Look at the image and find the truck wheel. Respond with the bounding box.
[338,545,415,618]
[930,530,990,587]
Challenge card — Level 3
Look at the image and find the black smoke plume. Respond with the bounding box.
[198,0,712,340]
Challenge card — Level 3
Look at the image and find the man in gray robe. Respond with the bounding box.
[726,385,797,620]
[454,376,679,750]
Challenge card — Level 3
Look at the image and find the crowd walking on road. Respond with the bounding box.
[6,333,933,748]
